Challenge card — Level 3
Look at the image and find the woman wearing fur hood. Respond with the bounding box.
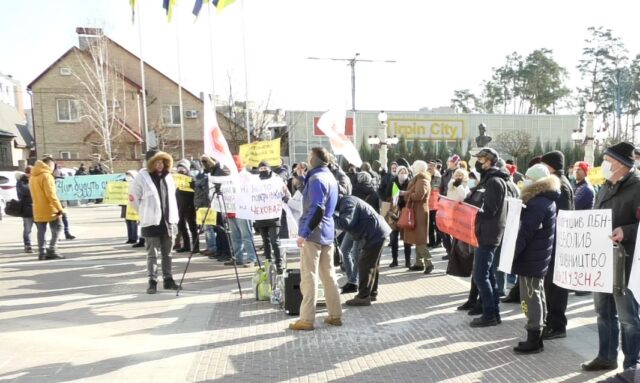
[511,164,561,355]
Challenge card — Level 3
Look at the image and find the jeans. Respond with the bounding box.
[36,217,62,255]
[126,219,138,242]
[230,218,256,264]
[594,289,640,369]
[259,226,282,269]
[61,212,71,235]
[492,245,506,295]
[22,217,34,246]
[205,225,216,251]
[357,241,385,298]
[473,245,499,319]
[340,233,362,285]
[145,233,175,281]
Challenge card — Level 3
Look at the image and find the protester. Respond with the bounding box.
[129,149,181,294]
[76,163,87,176]
[327,154,352,197]
[175,159,199,253]
[361,162,379,191]
[335,195,392,306]
[464,148,508,327]
[388,165,412,268]
[290,147,341,331]
[441,155,460,196]
[352,170,379,211]
[16,166,34,253]
[200,154,231,261]
[29,156,65,260]
[506,159,525,184]
[511,164,560,354]
[540,150,574,340]
[582,142,640,371]
[288,162,307,195]
[403,160,434,274]
[574,161,595,211]
[122,170,139,244]
[254,160,284,273]
[446,168,470,202]
[53,164,76,240]
[378,161,398,203]
[426,160,442,249]
[226,155,257,267]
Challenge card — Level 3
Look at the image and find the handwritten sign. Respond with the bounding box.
[56,174,125,201]
[498,198,523,273]
[102,181,129,205]
[125,204,140,221]
[553,209,613,293]
[197,208,217,225]
[235,175,285,221]
[239,138,281,167]
[210,181,237,213]
[173,173,194,192]
[435,196,479,247]
[629,225,640,304]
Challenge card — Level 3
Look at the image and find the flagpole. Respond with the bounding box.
[175,15,185,159]
[206,2,216,123]
[136,0,150,151]
[240,0,251,144]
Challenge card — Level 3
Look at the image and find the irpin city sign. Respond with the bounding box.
[389,119,467,141]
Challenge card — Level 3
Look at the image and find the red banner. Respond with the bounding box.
[436,196,479,248]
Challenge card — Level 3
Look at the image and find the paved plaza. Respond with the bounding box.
[0,205,626,382]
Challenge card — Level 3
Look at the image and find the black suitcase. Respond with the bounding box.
[284,269,302,316]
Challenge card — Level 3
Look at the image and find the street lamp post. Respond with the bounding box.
[378,111,388,167]
[584,101,597,165]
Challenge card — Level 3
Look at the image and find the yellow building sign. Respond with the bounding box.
[389,119,467,141]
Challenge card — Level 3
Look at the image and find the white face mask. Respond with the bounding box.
[467,180,476,189]
[398,174,408,183]
[524,179,534,188]
[601,160,614,181]
[391,170,397,176]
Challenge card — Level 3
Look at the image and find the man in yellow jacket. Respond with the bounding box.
[29,156,65,260]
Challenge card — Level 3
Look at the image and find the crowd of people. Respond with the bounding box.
[14,141,640,378]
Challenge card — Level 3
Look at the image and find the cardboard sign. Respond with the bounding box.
[235,175,285,221]
[436,196,479,247]
[125,204,140,221]
[56,174,125,201]
[629,225,640,304]
[102,181,129,205]
[197,208,217,225]
[173,173,194,192]
[238,138,281,167]
[210,181,237,213]
[498,198,523,273]
[553,209,613,293]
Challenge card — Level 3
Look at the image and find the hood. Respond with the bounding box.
[200,154,216,169]
[126,169,138,179]
[520,175,561,203]
[32,160,53,178]
[176,159,191,171]
[146,151,174,173]
[482,167,510,182]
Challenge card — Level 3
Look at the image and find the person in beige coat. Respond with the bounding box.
[401,160,434,274]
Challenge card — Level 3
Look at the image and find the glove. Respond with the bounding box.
[453,179,462,187]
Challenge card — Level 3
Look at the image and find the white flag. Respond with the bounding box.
[203,96,238,178]
[316,109,362,167]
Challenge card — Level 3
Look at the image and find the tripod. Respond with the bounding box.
[177,184,243,298]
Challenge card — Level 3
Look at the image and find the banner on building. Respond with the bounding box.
[498,198,523,273]
[553,209,613,293]
[239,138,282,167]
[389,118,467,141]
[436,196,479,247]
[629,225,640,305]
[173,174,194,192]
[56,174,125,201]
[102,181,129,205]
[235,175,285,220]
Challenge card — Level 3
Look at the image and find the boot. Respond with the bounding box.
[423,265,434,274]
[45,249,65,260]
[65,233,76,240]
[163,277,182,290]
[324,316,342,326]
[388,259,398,267]
[132,238,145,248]
[147,279,157,294]
[502,284,520,303]
[24,246,33,254]
[345,295,371,306]
[514,330,543,354]
[457,300,477,311]
[408,264,424,271]
[289,319,314,331]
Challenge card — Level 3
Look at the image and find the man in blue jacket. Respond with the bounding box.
[289,147,342,331]
[573,161,595,211]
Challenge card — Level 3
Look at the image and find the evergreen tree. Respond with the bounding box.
[594,146,603,166]
[532,136,544,157]
[411,139,425,162]
[424,140,435,161]
[563,141,575,169]
[573,144,585,164]
[397,135,409,161]
[554,137,562,151]
[359,136,372,164]
[453,139,463,157]
[544,139,554,153]
[437,140,450,164]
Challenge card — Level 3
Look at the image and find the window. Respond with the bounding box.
[59,67,72,76]
[57,99,81,122]
[162,105,182,126]
[0,143,9,166]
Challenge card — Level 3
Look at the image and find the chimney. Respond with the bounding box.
[13,81,24,119]
[76,27,104,50]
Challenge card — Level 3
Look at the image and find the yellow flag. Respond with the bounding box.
[215,0,236,13]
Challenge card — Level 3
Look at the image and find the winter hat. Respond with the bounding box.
[473,147,499,164]
[505,164,517,176]
[525,164,550,182]
[541,150,565,171]
[372,160,382,172]
[25,165,32,174]
[453,168,468,181]
[396,158,410,169]
[604,141,635,168]
[575,161,590,176]
[233,155,244,172]
[527,156,542,168]
[258,160,269,168]
[396,165,409,175]
[145,148,159,161]
[356,171,372,185]
[176,159,191,172]
[448,154,461,165]
[411,160,428,174]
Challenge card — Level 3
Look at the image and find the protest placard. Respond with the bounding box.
[210,181,237,213]
[56,174,125,201]
[436,196,479,247]
[235,175,285,221]
[629,225,640,304]
[102,181,129,205]
[173,173,193,192]
[498,198,523,273]
[197,208,217,225]
[553,209,613,293]
[239,138,281,167]
[125,204,140,221]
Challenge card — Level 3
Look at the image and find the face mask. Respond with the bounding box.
[601,160,614,181]
[260,170,269,177]
[524,179,534,188]
[391,170,397,177]
[467,180,477,189]
[398,174,408,183]
[474,161,484,173]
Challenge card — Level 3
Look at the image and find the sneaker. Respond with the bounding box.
[24,246,33,254]
[542,328,566,340]
[470,316,498,328]
[581,357,618,371]
[289,319,314,331]
[345,296,371,306]
[457,301,477,311]
[423,265,434,274]
[45,249,65,260]
[65,234,76,240]
[147,279,157,294]
[163,277,182,291]
[340,283,358,294]
[324,316,342,326]
[408,264,424,271]
[132,241,145,248]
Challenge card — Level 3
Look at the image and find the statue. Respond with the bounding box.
[475,123,492,148]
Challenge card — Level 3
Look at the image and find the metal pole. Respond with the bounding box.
[175,20,185,159]
[585,112,595,165]
[350,60,356,112]
[380,120,388,168]
[136,0,150,151]
[240,0,251,143]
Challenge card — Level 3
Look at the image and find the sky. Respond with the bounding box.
[2,0,640,113]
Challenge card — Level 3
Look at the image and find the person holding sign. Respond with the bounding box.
[254,160,285,274]
[175,159,199,254]
[510,164,560,354]
[582,142,640,372]
[129,149,181,294]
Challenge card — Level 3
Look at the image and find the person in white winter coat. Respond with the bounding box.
[446,168,470,202]
[129,149,180,294]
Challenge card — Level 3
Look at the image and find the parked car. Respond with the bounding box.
[0,171,19,217]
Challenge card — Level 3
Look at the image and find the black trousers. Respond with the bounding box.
[177,207,199,250]
[390,230,412,266]
[544,261,568,331]
[357,240,385,299]
[428,211,442,246]
[259,226,282,269]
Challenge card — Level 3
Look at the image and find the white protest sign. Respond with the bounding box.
[553,209,613,293]
[498,197,522,273]
[628,225,640,304]
[210,182,237,213]
[235,175,285,221]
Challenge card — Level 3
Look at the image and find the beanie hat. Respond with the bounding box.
[356,171,372,185]
[525,164,550,182]
[233,155,244,172]
[396,165,409,175]
[411,160,428,174]
[527,156,542,168]
[604,142,635,168]
[505,164,517,176]
[396,158,410,169]
[176,159,191,172]
[541,150,564,172]
[448,154,461,165]
[575,161,590,176]
[258,160,269,168]
[145,148,159,162]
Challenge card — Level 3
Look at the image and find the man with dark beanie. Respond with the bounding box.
[582,142,640,372]
[129,148,181,294]
[540,150,574,340]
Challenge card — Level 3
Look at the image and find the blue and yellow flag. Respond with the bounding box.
[163,0,177,21]
[192,0,204,16]
[213,0,236,13]
[130,0,136,23]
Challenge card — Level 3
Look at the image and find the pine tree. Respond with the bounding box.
[359,136,372,164]
[411,139,425,162]
[437,140,450,164]
[533,136,544,157]
[554,137,562,151]
[544,139,554,153]
[563,141,575,169]
[453,139,463,157]
[594,146,603,166]
[397,135,409,161]
[424,140,435,160]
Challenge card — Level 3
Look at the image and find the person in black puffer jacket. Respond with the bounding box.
[175,159,199,253]
[511,164,560,354]
[352,171,379,212]
[16,167,34,253]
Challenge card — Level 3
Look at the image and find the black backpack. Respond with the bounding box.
[5,199,23,217]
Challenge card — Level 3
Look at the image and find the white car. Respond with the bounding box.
[0,171,19,217]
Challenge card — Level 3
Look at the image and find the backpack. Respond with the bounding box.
[5,199,23,217]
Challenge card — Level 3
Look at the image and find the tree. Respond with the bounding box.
[544,139,554,153]
[397,136,409,160]
[450,89,481,113]
[496,130,531,164]
[437,140,450,164]
[359,136,372,164]
[411,139,425,163]
[563,141,575,168]
[554,137,562,151]
[452,139,463,157]
[532,136,544,157]
[424,140,435,160]
[521,49,571,114]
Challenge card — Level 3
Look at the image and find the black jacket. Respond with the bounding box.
[465,167,508,247]
[334,195,392,246]
[512,176,561,278]
[595,170,640,281]
[352,174,379,212]
[16,176,33,218]
[440,167,457,195]
[555,172,575,211]
[329,163,352,197]
[254,171,281,228]
[378,171,394,200]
